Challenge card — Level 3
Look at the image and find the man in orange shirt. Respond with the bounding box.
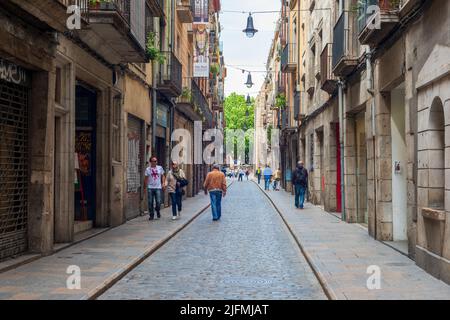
[203,164,227,221]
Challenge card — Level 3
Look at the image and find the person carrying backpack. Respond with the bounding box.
[292,161,308,209]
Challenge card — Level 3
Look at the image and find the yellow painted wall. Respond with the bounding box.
[124,74,151,123]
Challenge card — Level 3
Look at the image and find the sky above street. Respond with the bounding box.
[220,0,280,98]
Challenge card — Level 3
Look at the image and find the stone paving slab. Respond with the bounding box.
[257,182,450,300]
[99,181,326,300]
[0,190,218,300]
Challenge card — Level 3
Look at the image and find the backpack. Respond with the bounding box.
[294,167,307,186]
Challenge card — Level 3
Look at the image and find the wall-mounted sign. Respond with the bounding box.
[193,0,209,24]
[193,24,210,77]
[0,58,30,87]
[156,104,168,128]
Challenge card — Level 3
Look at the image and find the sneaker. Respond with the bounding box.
[149,216,154,221]
[156,214,161,220]
[172,216,177,221]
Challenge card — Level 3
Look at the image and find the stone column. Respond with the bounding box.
[374,92,393,241]
[28,70,56,255]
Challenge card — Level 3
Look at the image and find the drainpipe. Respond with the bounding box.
[366,47,377,239]
[338,79,346,222]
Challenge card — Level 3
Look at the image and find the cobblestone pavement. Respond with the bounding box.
[99,181,327,300]
[0,191,214,300]
[257,182,450,300]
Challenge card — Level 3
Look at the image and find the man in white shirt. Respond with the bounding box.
[145,156,166,220]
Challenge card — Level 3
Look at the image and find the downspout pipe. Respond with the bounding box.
[366,47,377,238]
[338,79,346,222]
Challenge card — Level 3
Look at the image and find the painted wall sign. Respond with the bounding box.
[193,24,210,77]
[193,0,209,24]
[0,59,30,87]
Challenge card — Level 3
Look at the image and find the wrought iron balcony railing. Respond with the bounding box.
[332,11,358,77]
[192,80,213,127]
[281,43,298,73]
[320,43,338,94]
[158,51,183,97]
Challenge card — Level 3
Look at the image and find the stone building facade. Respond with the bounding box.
[0,0,225,262]
[258,0,450,284]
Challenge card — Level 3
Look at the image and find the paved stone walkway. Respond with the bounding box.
[99,181,326,300]
[0,190,215,300]
[257,182,450,300]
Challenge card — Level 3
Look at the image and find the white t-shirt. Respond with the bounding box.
[145,165,165,189]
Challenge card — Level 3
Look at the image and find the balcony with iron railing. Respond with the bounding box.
[158,51,183,97]
[357,0,400,47]
[276,73,286,96]
[293,91,306,121]
[10,0,90,32]
[332,10,359,77]
[147,0,164,17]
[177,0,194,23]
[192,79,213,128]
[281,108,290,130]
[72,0,151,64]
[281,43,298,73]
[320,43,338,94]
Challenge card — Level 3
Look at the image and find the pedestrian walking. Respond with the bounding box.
[245,169,250,180]
[203,164,227,221]
[238,168,244,181]
[263,165,273,191]
[273,168,281,191]
[292,161,308,209]
[256,166,262,184]
[165,161,188,220]
[145,157,166,220]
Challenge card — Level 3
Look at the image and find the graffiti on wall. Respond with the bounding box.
[127,132,141,193]
[0,59,29,86]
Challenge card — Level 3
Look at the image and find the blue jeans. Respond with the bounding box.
[295,184,306,209]
[257,175,261,184]
[148,188,162,218]
[169,190,182,217]
[264,176,271,190]
[209,191,223,220]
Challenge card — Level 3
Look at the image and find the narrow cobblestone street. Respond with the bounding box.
[99,181,326,300]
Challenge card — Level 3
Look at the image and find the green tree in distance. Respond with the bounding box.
[224,93,254,130]
[224,93,255,164]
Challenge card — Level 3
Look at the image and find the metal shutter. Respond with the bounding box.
[125,115,144,220]
[0,80,28,260]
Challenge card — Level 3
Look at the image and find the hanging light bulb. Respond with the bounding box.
[243,13,258,38]
[245,72,254,88]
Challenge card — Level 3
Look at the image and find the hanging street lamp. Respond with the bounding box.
[246,94,252,106]
[243,13,258,38]
[245,72,254,88]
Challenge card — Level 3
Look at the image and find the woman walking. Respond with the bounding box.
[165,161,187,220]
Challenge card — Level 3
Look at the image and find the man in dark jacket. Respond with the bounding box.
[292,161,308,209]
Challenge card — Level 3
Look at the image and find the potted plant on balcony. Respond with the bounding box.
[275,93,286,110]
[146,32,165,64]
[89,0,115,10]
[210,63,220,76]
[179,87,192,104]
